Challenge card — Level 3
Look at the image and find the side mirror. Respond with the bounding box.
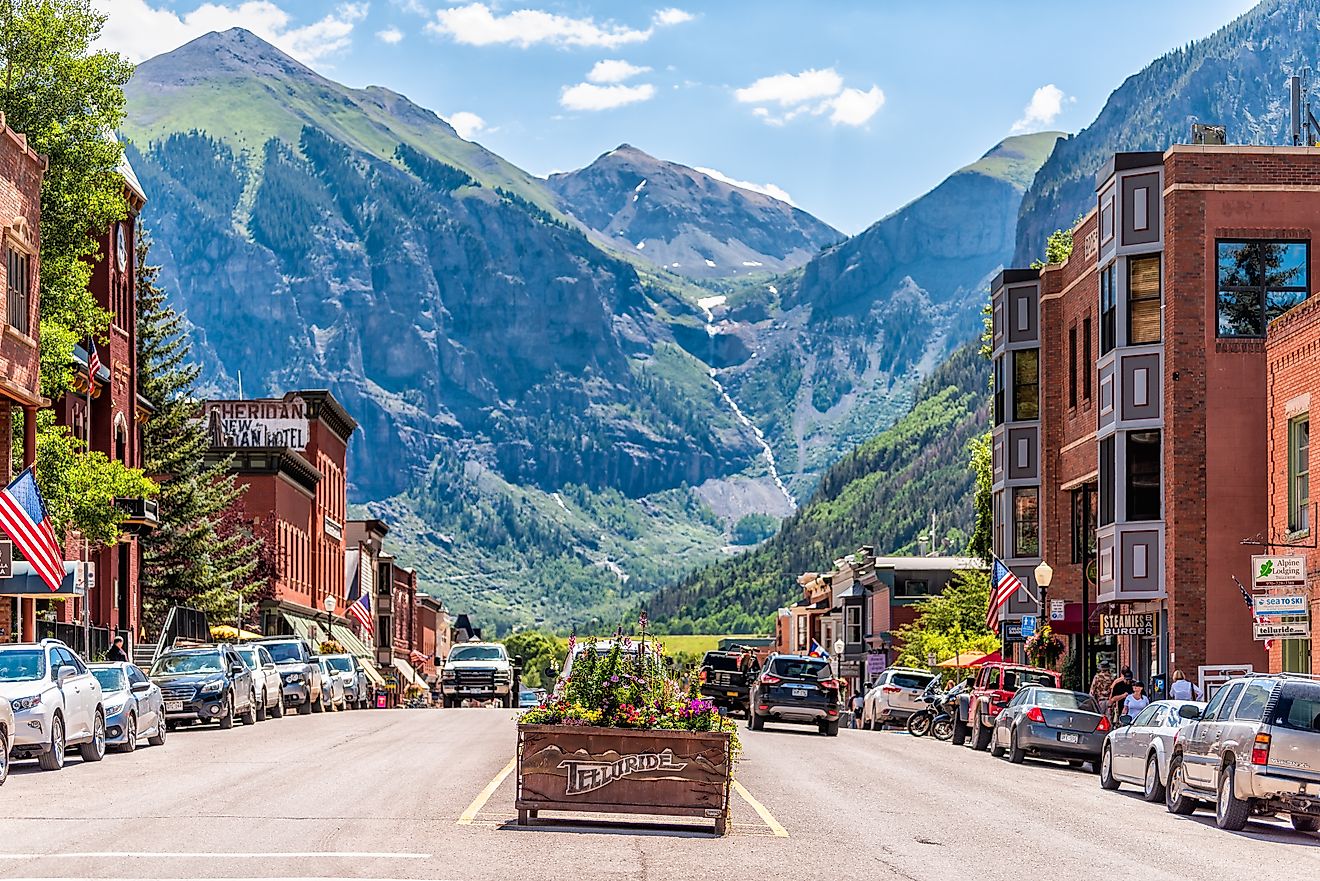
[131,681,152,694]
[1118,714,1133,727]
[1178,704,1202,720]
[57,666,76,684]
[229,663,246,677]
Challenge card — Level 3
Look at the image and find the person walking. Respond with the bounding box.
[850,683,867,729]
[1123,681,1151,718]
[106,636,128,663]
[1168,669,1202,701]
[1109,667,1135,721]
[1089,659,1115,718]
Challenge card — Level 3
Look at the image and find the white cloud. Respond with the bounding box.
[95,0,368,64]
[653,8,694,26]
[1011,83,1073,134]
[694,167,798,207]
[735,67,884,128]
[560,82,656,111]
[377,26,404,44]
[587,59,651,84]
[428,3,652,48]
[444,111,487,139]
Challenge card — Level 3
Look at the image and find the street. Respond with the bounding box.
[2,709,1316,880]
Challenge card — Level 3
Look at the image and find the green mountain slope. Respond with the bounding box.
[650,342,989,633]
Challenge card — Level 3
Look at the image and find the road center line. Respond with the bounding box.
[457,756,517,825]
[732,781,789,838]
[0,853,432,860]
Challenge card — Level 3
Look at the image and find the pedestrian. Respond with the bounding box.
[1168,669,1202,701]
[851,682,869,729]
[106,636,128,663]
[1109,667,1134,720]
[1088,659,1115,717]
[1123,681,1151,717]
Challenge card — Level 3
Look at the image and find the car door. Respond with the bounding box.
[1186,682,1241,787]
[127,665,158,733]
[260,647,279,704]
[1221,679,1273,769]
[1115,704,1159,781]
[998,688,1031,744]
[231,648,253,709]
[55,648,93,738]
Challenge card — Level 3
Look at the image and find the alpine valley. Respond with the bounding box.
[123,28,1058,633]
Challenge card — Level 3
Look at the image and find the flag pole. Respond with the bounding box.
[83,340,93,658]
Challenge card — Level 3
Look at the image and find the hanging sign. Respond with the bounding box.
[1253,594,1309,616]
[1100,613,1156,636]
[1254,620,1311,640]
[1251,555,1306,590]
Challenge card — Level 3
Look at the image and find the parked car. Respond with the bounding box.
[518,687,540,709]
[861,667,937,730]
[747,654,842,736]
[1099,699,1205,801]
[959,661,1061,750]
[1166,673,1320,832]
[0,639,105,771]
[150,643,256,729]
[321,653,368,709]
[89,662,167,752]
[234,644,284,721]
[697,650,758,716]
[317,658,346,711]
[255,637,323,715]
[0,683,11,785]
[443,641,516,708]
[989,686,1108,769]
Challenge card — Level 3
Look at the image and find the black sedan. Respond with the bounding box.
[990,687,1109,770]
[747,654,842,736]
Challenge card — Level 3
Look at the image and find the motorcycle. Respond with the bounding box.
[907,688,957,741]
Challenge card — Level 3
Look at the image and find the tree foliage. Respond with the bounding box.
[967,432,992,563]
[892,570,1000,668]
[502,630,567,689]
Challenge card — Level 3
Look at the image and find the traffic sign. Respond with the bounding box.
[1021,615,1038,639]
[1049,599,1065,622]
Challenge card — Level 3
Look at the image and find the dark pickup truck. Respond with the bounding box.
[698,650,758,716]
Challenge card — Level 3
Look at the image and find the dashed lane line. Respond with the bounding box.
[0,853,432,860]
[457,756,517,825]
[732,781,789,838]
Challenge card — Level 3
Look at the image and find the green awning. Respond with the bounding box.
[281,613,313,643]
[331,623,371,659]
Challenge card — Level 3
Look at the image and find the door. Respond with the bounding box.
[228,649,252,710]
[1186,682,1241,787]
[57,649,94,738]
[1218,679,1272,769]
[1115,704,1159,780]
[128,665,158,732]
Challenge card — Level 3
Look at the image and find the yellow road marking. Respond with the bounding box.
[457,757,516,825]
[732,781,789,838]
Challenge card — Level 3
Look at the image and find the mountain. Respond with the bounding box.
[1015,0,1314,263]
[650,342,989,633]
[545,144,842,279]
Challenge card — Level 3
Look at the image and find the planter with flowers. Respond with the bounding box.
[516,621,739,834]
[1025,625,1065,669]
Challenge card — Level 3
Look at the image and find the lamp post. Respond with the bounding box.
[833,638,845,681]
[1033,560,1053,620]
[324,594,337,649]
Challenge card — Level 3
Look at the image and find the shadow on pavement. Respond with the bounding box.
[497,817,720,838]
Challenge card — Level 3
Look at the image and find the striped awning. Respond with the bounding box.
[330,623,372,659]
[392,657,422,686]
[359,658,386,687]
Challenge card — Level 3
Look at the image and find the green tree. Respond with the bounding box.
[136,230,261,627]
[893,570,1000,668]
[966,432,992,563]
[502,630,567,689]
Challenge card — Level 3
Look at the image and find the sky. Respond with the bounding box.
[97,0,1262,234]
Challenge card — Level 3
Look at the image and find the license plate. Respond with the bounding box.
[1058,732,1080,744]
[727,691,740,697]
[792,688,808,698]
[165,701,183,712]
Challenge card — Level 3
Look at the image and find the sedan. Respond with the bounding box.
[89,662,167,752]
[990,686,1109,770]
[1099,699,1205,801]
[317,658,346,711]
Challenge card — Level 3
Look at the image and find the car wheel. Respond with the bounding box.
[971,717,992,751]
[748,711,764,731]
[78,711,106,762]
[1165,755,1198,815]
[0,728,9,786]
[37,714,65,771]
[166,721,179,732]
[1099,746,1120,790]
[297,699,313,716]
[240,691,258,725]
[951,715,969,747]
[819,720,839,737]
[1143,753,1166,803]
[147,717,166,747]
[218,695,235,730]
[311,691,325,713]
[271,695,285,718]
[1216,763,1252,831]
[989,726,1005,758]
[1291,814,1320,833]
[256,690,268,722]
[1007,727,1025,764]
[119,713,137,753]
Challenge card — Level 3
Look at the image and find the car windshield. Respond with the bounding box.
[891,673,934,690]
[262,642,306,663]
[326,657,354,673]
[1270,681,1320,732]
[1017,670,1058,688]
[152,652,224,675]
[91,668,128,692]
[1035,690,1098,711]
[702,653,741,672]
[770,657,829,679]
[235,649,260,668]
[449,646,505,662]
[0,649,45,682]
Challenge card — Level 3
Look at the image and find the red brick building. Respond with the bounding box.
[993,144,1320,690]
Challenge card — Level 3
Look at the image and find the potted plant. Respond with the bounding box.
[1025,625,1065,669]
[516,619,739,834]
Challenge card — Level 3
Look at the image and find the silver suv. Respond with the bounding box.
[1166,673,1320,832]
[0,639,106,771]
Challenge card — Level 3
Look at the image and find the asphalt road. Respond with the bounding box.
[1,708,1317,880]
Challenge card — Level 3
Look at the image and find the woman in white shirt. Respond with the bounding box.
[1168,669,1202,701]
[1124,682,1151,717]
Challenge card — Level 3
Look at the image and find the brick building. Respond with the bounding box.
[0,121,46,643]
[992,144,1320,689]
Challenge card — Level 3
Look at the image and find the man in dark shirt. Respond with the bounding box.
[1108,667,1134,720]
[106,636,129,663]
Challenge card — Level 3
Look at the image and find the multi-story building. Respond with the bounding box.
[993,143,1320,689]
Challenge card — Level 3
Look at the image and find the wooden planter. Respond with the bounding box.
[516,723,733,834]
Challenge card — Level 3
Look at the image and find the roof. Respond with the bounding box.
[873,556,987,572]
[107,131,147,204]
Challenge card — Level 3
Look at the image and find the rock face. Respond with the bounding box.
[546,144,842,279]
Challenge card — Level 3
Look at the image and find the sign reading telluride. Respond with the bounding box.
[560,748,688,796]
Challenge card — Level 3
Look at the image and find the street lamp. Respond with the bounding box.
[1033,560,1053,619]
[324,594,337,650]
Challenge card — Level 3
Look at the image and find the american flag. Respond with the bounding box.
[1235,575,1273,651]
[347,589,372,632]
[0,469,65,592]
[410,649,429,666]
[87,338,101,385]
[988,558,1024,631]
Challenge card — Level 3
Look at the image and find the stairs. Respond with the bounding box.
[133,642,158,669]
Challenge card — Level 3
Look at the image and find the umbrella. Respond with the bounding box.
[938,650,998,668]
[210,624,261,641]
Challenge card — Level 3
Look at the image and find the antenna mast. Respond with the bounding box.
[1290,68,1319,146]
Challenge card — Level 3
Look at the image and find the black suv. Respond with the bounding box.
[747,654,842,736]
[150,643,256,730]
[698,650,758,715]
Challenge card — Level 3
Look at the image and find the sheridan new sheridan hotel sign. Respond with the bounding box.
[203,397,311,450]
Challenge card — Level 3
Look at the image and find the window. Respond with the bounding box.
[1068,326,1078,409]
[1282,638,1312,675]
[1208,682,1244,721]
[1270,681,1320,731]
[1291,416,1310,533]
[895,579,930,598]
[1217,240,1309,336]
[1126,430,1162,522]
[1233,680,1273,722]
[6,248,29,335]
[1082,317,1093,400]
[1012,349,1039,421]
[1127,255,1161,344]
[992,491,1004,557]
[993,356,1005,426]
[1099,437,1116,526]
[1071,486,1097,564]
[1012,487,1039,558]
[984,668,1001,689]
[1200,683,1234,721]
[1131,705,1160,727]
[845,606,861,645]
[1100,264,1117,354]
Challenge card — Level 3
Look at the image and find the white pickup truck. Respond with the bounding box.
[440,641,515,708]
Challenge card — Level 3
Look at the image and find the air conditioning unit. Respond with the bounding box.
[1192,123,1226,145]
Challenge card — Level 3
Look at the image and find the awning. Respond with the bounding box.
[392,657,422,686]
[360,658,386,687]
[939,650,1000,668]
[0,562,82,596]
[280,613,313,643]
[330,623,372,659]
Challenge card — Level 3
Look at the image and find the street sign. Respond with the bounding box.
[1100,613,1156,636]
[926,651,938,667]
[0,540,11,577]
[1021,615,1038,639]
[865,652,887,678]
[1251,555,1306,590]
[1254,620,1311,640]
[1004,621,1024,641]
[1049,599,1065,622]
[1253,593,1309,616]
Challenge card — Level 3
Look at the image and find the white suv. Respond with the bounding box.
[862,667,937,729]
[0,639,106,770]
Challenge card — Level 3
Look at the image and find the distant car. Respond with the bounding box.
[234,644,284,721]
[321,653,368,709]
[0,639,106,771]
[254,637,324,715]
[959,662,1061,749]
[442,641,515,708]
[990,686,1108,770]
[697,650,757,715]
[747,654,842,736]
[151,644,256,729]
[1166,673,1320,832]
[518,687,540,709]
[317,658,346,711]
[89,662,167,752]
[861,667,937,730]
[1099,699,1205,801]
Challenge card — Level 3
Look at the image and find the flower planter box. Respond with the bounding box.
[515,723,733,835]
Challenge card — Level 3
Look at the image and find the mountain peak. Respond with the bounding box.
[136,27,318,90]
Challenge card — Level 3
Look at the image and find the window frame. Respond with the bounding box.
[5,246,30,336]
[1071,485,1097,564]
[1099,264,1117,355]
[1082,316,1093,401]
[1126,254,1162,345]
[1099,436,1116,526]
[993,356,1005,426]
[1012,349,1039,422]
[1215,239,1310,338]
[1290,415,1310,534]
[845,605,862,645]
[1012,486,1040,559]
[1068,325,1078,409]
[1125,429,1162,522]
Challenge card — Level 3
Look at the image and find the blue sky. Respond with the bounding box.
[101,0,1261,233]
